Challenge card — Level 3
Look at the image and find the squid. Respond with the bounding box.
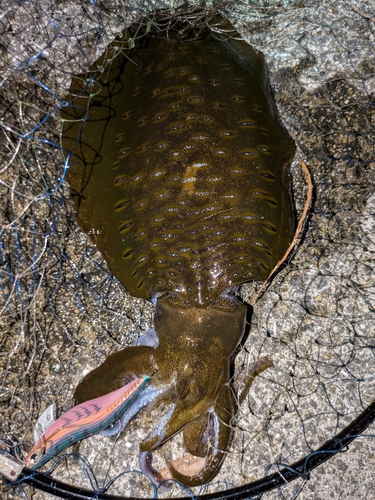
[26,16,295,488]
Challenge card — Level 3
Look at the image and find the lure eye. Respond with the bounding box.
[30,452,40,464]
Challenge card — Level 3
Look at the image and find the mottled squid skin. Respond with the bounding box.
[62,20,294,487]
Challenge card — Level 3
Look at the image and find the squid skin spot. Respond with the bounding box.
[150,170,165,178]
[185,114,199,121]
[132,269,138,277]
[135,144,150,154]
[209,230,225,237]
[112,161,120,169]
[258,146,272,154]
[114,199,129,211]
[232,169,247,175]
[137,280,145,289]
[133,87,142,97]
[130,174,144,183]
[188,75,201,82]
[192,246,214,255]
[151,242,162,249]
[133,230,147,239]
[166,123,184,133]
[114,175,127,185]
[123,249,134,259]
[122,111,132,120]
[118,148,131,158]
[163,232,178,239]
[238,120,258,127]
[257,260,268,271]
[221,63,231,70]
[266,199,278,207]
[249,190,270,197]
[235,78,245,84]
[211,102,226,109]
[134,201,147,210]
[192,134,210,141]
[232,96,246,102]
[260,128,270,135]
[119,221,134,233]
[242,215,262,221]
[232,255,247,261]
[115,133,126,142]
[162,67,190,77]
[134,256,147,266]
[152,113,167,123]
[187,96,204,103]
[220,130,237,137]
[159,86,188,97]
[254,241,269,249]
[210,79,221,86]
[262,223,277,232]
[137,117,148,126]
[241,150,258,157]
[150,88,162,97]
[169,102,183,110]
[155,142,169,151]
[260,172,276,180]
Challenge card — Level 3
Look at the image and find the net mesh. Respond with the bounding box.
[1,0,374,498]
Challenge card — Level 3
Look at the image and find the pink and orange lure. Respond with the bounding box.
[25,376,150,469]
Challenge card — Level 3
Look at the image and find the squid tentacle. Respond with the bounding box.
[165,408,230,487]
[100,385,174,437]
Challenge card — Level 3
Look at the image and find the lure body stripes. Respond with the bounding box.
[25,377,150,469]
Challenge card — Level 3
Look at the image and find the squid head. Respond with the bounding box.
[74,295,272,487]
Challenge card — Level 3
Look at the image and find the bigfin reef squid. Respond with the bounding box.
[26,16,295,488]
